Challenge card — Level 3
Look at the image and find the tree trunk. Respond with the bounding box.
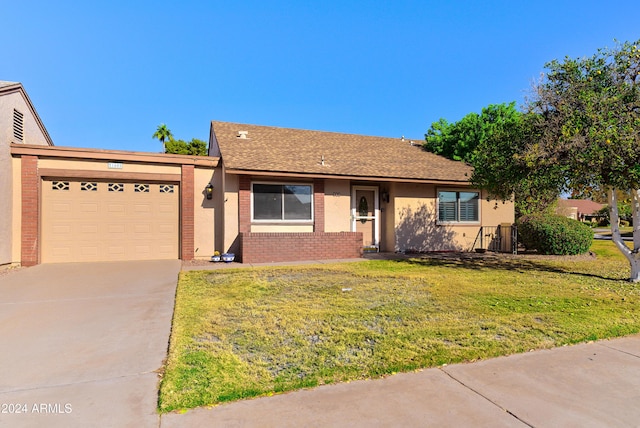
[610,188,640,282]
[631,258,640,283]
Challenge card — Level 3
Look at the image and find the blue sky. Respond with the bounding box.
[4,1,639,152]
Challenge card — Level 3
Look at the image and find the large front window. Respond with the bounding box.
[438,190,479,222]
[253,183,313,221]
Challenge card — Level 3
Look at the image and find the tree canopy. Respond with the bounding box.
[424,39,640,280]
[164,138,208,156]
[424,102,520,164]
[526,39,640,280]
[423,102,562,216]
[527,40,640,193]
[152,123,207,156]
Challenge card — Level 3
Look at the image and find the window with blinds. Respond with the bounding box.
[438,191,479,222]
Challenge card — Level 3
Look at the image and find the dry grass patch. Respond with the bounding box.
[159,240,640,412]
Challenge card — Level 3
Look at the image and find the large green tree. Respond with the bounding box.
[424,103,519,164]
[424,102,562,216]
[469,111,565,216]
[527,40,640,281]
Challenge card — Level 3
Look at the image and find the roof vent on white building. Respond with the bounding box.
[237,131,249,139]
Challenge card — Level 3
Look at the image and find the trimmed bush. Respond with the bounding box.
[518,215,593,255]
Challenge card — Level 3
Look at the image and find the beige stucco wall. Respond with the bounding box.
[381,183,397,252]
[393,182,441,252]
[391,183,514,252]
[37,158,181,175]
[223,172,239,252]
[1,90,50,266]
[194,167,216,259]
[324,179,351,232]
[478,190,515,225]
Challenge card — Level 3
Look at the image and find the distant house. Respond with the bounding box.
[4,81,515,267]
[557,199,605,222]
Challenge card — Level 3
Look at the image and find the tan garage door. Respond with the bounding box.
[42,180,179,263]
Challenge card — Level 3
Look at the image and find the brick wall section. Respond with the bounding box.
[181,164,195,260]
[240,232,363,264]
[313,179,325,232]
[21,155,39,266]
[238,175,251,233]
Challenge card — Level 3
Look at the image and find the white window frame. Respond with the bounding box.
[436,188,481,224]
[251,181,314,223]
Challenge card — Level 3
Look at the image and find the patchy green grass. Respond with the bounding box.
[159,240,640,412]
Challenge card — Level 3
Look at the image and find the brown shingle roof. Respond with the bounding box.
[211,121,471,183]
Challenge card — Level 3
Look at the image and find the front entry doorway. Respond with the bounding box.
[351,186,380,250]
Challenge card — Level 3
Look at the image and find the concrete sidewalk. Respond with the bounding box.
[160,334,640,427]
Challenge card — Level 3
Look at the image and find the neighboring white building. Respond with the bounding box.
[0,81,53,267]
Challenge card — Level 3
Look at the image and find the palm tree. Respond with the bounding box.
[152,124,173,152]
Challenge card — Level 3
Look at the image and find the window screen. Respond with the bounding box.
[253,184,312,221]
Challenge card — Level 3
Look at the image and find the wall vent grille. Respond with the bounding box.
[13,109,24,142]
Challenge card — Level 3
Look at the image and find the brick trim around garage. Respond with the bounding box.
[21,155,39,266]
[181,164,195,260]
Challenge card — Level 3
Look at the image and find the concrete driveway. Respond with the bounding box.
[0,260,180,428]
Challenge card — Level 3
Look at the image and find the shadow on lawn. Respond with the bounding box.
[392,253,624,282]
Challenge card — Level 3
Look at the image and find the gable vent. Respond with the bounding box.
[13,109,24,142]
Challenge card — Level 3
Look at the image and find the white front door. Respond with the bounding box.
[351,186,380,249]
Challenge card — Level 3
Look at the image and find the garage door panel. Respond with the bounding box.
[53,203,71,213]
[158,224,175,234]
[108,204,126,214]
[133,204,151,214]
[107,224,126,234]
[80,203,99,213]
[80,225,98,234]
[51,247,72,257]
[79,246,99,257]
[134,224,151,234]
[42,180,179,263]
[52,224,72,234]
[107,246,126,257]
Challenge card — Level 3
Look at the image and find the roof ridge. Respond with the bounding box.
[211,120,422,143]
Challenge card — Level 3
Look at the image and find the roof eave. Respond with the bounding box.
[0,82,54,146]
[223,168,470,185]
[11,144,220,167]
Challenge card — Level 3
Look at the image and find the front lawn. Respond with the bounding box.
[159,240,639,412]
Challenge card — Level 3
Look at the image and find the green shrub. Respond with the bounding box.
[620,220,630,227]
[518,215,593,255]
